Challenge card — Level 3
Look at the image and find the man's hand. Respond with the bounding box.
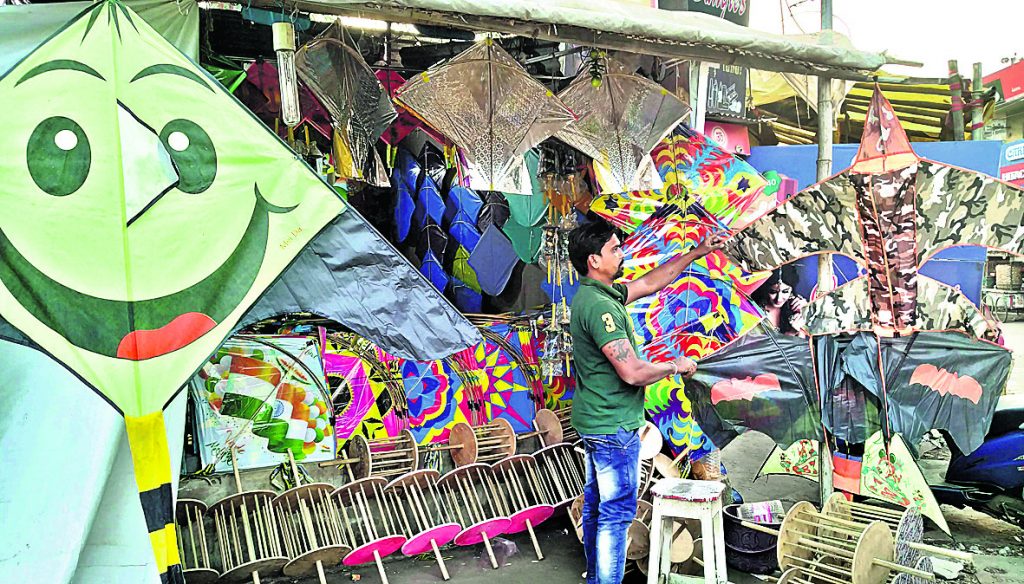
[692,233,728,259]
[673,356,697,378]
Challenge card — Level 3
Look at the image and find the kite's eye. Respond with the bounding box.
[160,119,216,194]
[27,116,91,197]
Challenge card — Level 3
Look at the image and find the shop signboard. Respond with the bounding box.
[705,120,751,154]
[984,60,1024,103]
[999,139,1024,187]
[706,65,747,118]
[658,0,750,27]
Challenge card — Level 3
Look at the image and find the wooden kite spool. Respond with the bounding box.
[534,406,578,445]
[533,442,586,511]
[382,469,461,580]
[330,477,407,584]
[489,455,556,560]
[818,494,972,566]
[209,449,287,583]
[437,463,512,570]
[468,419,518,464]
[770,502,936,584]
[570,494,585,542]
[318,430,419,481]
[273,452,351,583]
[175,499,219,583]
[821,494,972,565]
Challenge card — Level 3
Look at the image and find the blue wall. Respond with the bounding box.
[746,141,1003,306]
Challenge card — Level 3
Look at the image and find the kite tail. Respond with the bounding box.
[125,412,184,584]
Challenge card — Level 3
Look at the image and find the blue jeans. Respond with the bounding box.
[580,428,640,584]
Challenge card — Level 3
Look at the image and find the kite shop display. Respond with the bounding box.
[8,3,1019,583]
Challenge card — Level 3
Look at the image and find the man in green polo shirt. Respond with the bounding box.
[568,219,723,584]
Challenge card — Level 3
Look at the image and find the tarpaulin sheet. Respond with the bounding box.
[0,0,198,73]
[286,0,891,77]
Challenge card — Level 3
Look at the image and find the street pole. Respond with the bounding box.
[971,62,985,140]
[948,60,966,141]
[815,0,834,181]
[816,0,835,506]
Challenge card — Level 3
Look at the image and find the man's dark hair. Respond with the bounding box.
[568,219,618,276]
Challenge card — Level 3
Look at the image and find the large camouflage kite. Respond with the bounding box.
[0,2,475,581]
[695,86,1016,461]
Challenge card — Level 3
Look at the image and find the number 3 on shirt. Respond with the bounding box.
[601,313,616,332]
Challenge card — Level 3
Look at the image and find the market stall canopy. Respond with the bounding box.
[251,0,913,80]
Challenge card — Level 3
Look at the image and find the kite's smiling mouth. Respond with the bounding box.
[0,184,294,360]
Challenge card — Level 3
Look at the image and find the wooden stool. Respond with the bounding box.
[331,477,407,584]
[175,499,219,583]
[383,469,462,580]
[490,455,556,560]
[648,479,727,584]
[437,463,512,569]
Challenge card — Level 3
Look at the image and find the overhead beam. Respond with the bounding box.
[250,0,896,81]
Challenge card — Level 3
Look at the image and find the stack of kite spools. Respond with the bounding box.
[741,497,974,584]
[274,451,351,584]
[382,469,462,580]
[319,431,417,583]
[421,415,565,567]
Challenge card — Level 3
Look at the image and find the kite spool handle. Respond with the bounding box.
[906,542,973,563]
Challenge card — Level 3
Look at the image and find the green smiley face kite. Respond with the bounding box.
[0,2,344,411]
[0,3,345,581]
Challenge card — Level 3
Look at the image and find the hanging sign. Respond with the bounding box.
[658,0,750,27]
[706,65,746,118]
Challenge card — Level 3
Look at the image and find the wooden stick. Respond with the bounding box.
[481,533,499,569]
[795,537,856,559]
[432,539,451,580]
[907,542,973,563]
[525,519,544,560]
[740,520,779,536]
[836,500,904,517]
[873,558,936,581]
[374,549,390,584]
[781,558,851,584]
[318,456,362,467]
